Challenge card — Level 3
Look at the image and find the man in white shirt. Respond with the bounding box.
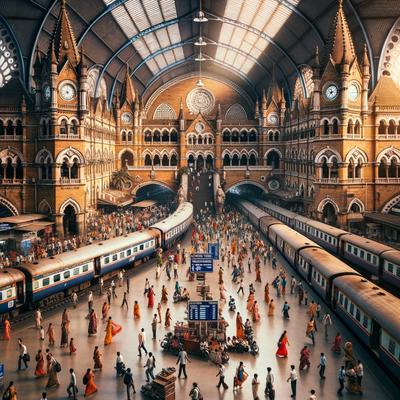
[216,364,228,389]
[138,328,148,357]
[17,338,28,370]
[286,365,297,398]
[265,367,274,396]
[144,352,156,382]
[176,349,190,378]
[88,290,93,312]
[66,368,78,399]
[115,352,125,376]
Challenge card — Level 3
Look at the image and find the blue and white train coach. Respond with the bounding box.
[0,269,25,313]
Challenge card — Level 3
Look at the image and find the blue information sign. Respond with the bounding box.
[0,363,4,391]
[207,243,219,260]
[190,253,213,273]
[188,301,218,321]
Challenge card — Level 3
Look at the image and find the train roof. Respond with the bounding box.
[254,199,297,219]
[237,200,269,220]
[295,216,348,237]
[334,275,400,338]
[299,247,360,278]
[340,233,395,255]
[260,215,282,228]
[0,268,25,287]
[381,249,400,265]
[18,230,156,277]
[270,224,320,251]
[151,202,193,232]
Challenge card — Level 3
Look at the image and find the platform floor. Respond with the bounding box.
[0,228,397,400]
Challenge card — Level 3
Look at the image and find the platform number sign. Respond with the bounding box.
[190,253,213,273]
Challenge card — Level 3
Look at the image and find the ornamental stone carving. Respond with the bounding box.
[186,87,215,115]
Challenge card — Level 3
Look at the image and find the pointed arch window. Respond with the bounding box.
[153,103,177,120]
[0,22,19,88]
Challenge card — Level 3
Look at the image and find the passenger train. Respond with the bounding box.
[0,202,193,310]
[251,198,400,290]
[236,199,400,382]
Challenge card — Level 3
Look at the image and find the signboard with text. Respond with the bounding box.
[208,243,219,260]
[188,301,218,321]
[190,253,213,273]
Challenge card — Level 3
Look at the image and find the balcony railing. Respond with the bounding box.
[0,134,23,140]
[39,133,81,140]
[317,177,340,184]
[376,178,400,183]
[59,178,83,184]
[0,178,24,184]
[222,166,273,171]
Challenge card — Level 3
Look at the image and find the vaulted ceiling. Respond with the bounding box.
[1,0,400,101]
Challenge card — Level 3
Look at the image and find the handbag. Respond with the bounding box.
[54,360,62,372]
[24,353,31,362]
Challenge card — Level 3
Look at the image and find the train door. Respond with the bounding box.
[94,257,101,276]
[307,263,313,283]
[16,282,24,304]
[332,286,338,309]
[370,321,381,351]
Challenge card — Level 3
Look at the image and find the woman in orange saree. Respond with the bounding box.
[3,317,10,340]
[133,301,140,319]
[252,301,260,322]
[264,283,270,304]
[34,349,46,377]
[84,368,97,397]
[236,312,244,339]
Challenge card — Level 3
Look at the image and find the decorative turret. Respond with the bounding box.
[326,0,356,67]
[78,46,87,77]
[268,66,283,107]
[254,98,260,119]
[33,48,42,79]
[78,46,88,116]
[261,89,267,111]
[361,43,370,115]
[48,0,80,71]
[178,98,185,131]
[120,65,136,110]
[312,46,320,78]
[216,103,222,131]
[134,95,140,126]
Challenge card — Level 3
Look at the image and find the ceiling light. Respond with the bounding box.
[195,37,207,46]
[196,79,205,87]
[193,11,208,23]
[195,51,206,61]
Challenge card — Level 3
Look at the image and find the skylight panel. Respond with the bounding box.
[142,0,163,26]
[224,0,243,20]
[215,47,227,61]
[240,0,259,25]
[230,28,246,48]
[125,1,150,31]
[160,0,178,20]
[164,50,176,64]
[134,37,151,59]
[111,7,137,37]
[241,59,254,74]
[234,53,246,68]
[173,47,184,61]
[220,23,234,43]
[154,54,167,70]
[155,29,171,49]
[225,49,237,65]
[146,58,159,74]
[167,25,181,44]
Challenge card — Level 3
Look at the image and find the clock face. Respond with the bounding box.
[268,113,278,125]
[348,83,359,101]
[195,122,205,133]
[60,83,76,101]
[43,85,51,101]
[122,112,132,124]
[268,179,280,191]
[325,84,338,101]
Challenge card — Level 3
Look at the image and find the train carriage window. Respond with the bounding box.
[321,277,325,287]
[133,247,138,253]
[344,297,348,309]
[42,277,50,286]
[347,244,352,252]
[112,254,118,262]
[366,253,371,262]
[82,264,89,272]
[6,289,12,298]
[53,274,61,282]
[140,244,144,250]
[104,257,110,264]
[0,292,2,301]
[362,315,368,329]
[127,249,132,256]
[360,250,365,259]
[120,252,125,259]
[33,281,39,290]
[145,242,149,248]
[388,263,394,273]
[353,247,358,256]
[64,271,70,279]
[73,267,79,275]
[349,303,354,315]
[355,308,361,321]
[339,293,343,305]
[372,256,377,265]
[388,339,396,355]
[396,267,400,277]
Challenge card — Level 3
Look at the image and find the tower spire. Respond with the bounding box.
[120,65,136,109]
[178,98,184,120]
[326,0,355,66]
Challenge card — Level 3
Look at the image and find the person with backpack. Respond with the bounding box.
[189,382,203,400]
[123,368,136,400]
[46,356,60,389]
[83,368,97,396]
[2,381,17,400]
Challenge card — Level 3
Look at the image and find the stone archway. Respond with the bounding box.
[322,202,337,225]
[63,204,77,236]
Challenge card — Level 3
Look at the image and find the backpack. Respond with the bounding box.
[123,372,132,385]
[54,360,61,373]
[83,374,89,385]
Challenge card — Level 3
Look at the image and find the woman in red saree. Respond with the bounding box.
[69,338,77,355]
[276,330,289,358]
[165,308,172,328]
[299,345,311,370]
[236,312,244,339]
[3,317,10,340]
[147,286,155,308]
[264,283,270,304]
[34,349,46,377]
[332,332,342,353]
[101,302,109,320]
[83,368,97,397]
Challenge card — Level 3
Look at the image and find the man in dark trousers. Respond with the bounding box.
[121,292,128,309]
[337,366,346,396]
[123,368,136,400]
[216,364,228,389]
[286,365,297,398]
[151,314,158,340]
[176,348,190,378]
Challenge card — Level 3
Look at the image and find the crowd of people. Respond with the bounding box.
[0,204,171,268]
[0,202,372,400]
